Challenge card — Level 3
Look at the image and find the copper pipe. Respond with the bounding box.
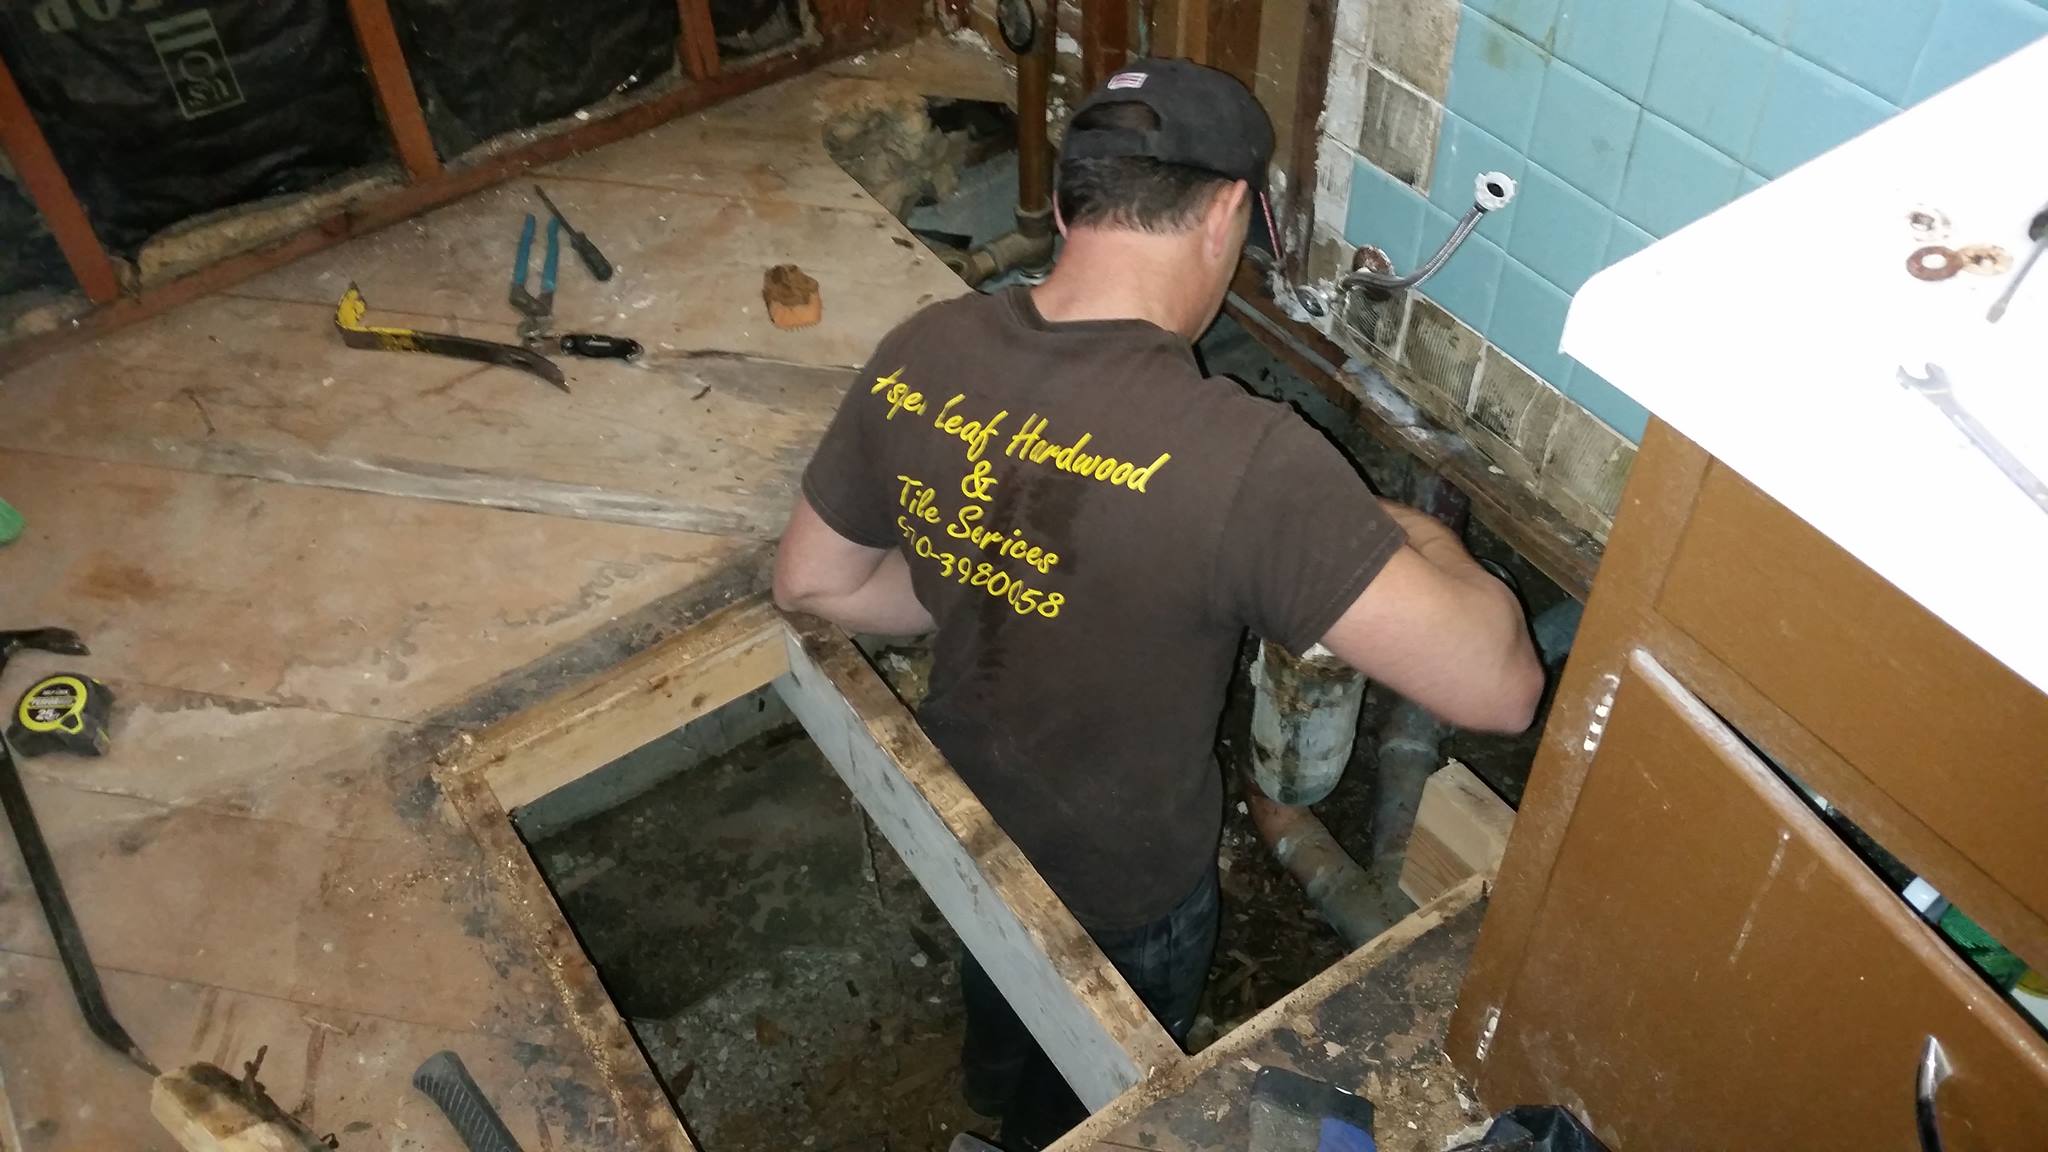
[1015,0,1053,220]
[961,2,1057,285]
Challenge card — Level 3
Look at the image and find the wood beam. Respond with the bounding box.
[1081,0,1130,90]
[0,55,121,303]
[435,767,701,1152]
[1205,0,1263,87]
[466,596,788,810]
[679,0,722,80]
[344,0,442,183]
[775,616,1184,1109]
[1149,0,1207,61]
[1398,761,1513,906]
[1224,273,1603,600]
[1281,0,1336,281]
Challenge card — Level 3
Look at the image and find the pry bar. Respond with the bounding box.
[335,284,568,392]
[0,625,155,1074]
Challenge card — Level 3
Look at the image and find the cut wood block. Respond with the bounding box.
[1399,759,1514,906]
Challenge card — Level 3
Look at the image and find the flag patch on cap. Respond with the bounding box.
[1106,71,1147,89]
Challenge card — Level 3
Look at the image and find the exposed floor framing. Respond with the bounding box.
[2,32,1486,1151]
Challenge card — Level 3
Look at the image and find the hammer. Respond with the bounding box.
[0,626,155,1073]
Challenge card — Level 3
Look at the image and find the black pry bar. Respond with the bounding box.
[0,738,156,1074]
[413,1050,525,1152]
[534,185,614,282]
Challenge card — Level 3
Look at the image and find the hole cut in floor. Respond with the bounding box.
[521,685,982,1152]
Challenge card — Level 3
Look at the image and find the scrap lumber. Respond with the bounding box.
[1399,760,1514,906]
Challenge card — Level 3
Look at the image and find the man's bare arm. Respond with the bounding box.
[1316,500,1543,733]
[773,495,937,636]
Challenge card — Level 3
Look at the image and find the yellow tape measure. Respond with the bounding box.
[9,673,113,757]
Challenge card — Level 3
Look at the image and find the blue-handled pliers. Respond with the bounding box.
[508,212,560,342]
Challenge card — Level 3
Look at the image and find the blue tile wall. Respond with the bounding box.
[1490,261,1576,383]
[1567,365,1652,440]
[1445,11,1549,149]
[1338,0,2047,443]
[1419,203,1508,329]
[1429,113,1528,243]
[1786,0,1939,101]
[1644,0,1774,157]
[1527,61,1639,204]
[1617,112,1744,235]
[1505,166,1610,293]
[1554,0,1670,99]
[1747,51,1895,176]
[1909,0,2048,100]
[1347,159,1429,270]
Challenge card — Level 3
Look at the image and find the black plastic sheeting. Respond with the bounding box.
[0,172,73,298]
[1451,1107,1612,1152]
[388,0,679,159]
[0,0,389,256]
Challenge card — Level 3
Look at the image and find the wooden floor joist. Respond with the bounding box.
[468,596,789,810]
[1224,277,1604,601]
[447,594,1185,1113]
[776,615,1187,1110]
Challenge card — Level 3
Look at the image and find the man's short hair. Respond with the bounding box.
[1055,101,1234,233]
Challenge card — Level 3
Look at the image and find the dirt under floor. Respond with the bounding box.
[532,726,985,1152]
[526,653,1542,1152]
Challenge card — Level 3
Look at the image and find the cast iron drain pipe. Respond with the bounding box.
[960,0,1057,285]
[1246,475,1469,948]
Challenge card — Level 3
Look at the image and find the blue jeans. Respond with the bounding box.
[959,866,1220,1150]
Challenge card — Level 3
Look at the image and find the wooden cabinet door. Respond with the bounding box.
[1476,651,2048,1152]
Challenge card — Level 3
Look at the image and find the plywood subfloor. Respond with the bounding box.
[0,33,993,1152]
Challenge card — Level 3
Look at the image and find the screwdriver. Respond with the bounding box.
[534,185,615,282]
[1986,202,2048,323]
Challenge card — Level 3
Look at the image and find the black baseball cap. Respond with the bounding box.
[1060,57,1280,259]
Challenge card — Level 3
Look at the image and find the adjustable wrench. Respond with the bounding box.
[1898,363,2048,516]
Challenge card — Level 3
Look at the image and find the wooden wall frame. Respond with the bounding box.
[0,53,122,303]
[344,0,442,182]
[1079,0,1130,91]
[0,4,913,374]
[678,0,724,80]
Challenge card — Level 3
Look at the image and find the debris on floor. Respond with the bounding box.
[766,264,824,330]
[532,726,985,1152]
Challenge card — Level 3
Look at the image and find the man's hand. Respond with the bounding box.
[773,495,937,636]
[1316,500,1544,733]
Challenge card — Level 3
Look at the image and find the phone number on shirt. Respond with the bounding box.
[898,517,1065,619]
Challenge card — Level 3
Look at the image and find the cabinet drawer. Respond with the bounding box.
[1657,465,2048,930]
[1482,651,2048,1151]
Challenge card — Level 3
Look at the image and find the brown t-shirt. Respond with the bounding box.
[802,288,1404,928]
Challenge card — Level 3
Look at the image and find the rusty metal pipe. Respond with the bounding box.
[958,207,1055,285]
[1245,783,1407,948]
[1245,474,1472,946]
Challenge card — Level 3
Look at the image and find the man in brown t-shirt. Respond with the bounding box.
[776,58,1542,1148]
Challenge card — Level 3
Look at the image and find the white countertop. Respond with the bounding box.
[1563,37,2048,697]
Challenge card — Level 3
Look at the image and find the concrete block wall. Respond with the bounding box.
[1311,0,2048,537]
